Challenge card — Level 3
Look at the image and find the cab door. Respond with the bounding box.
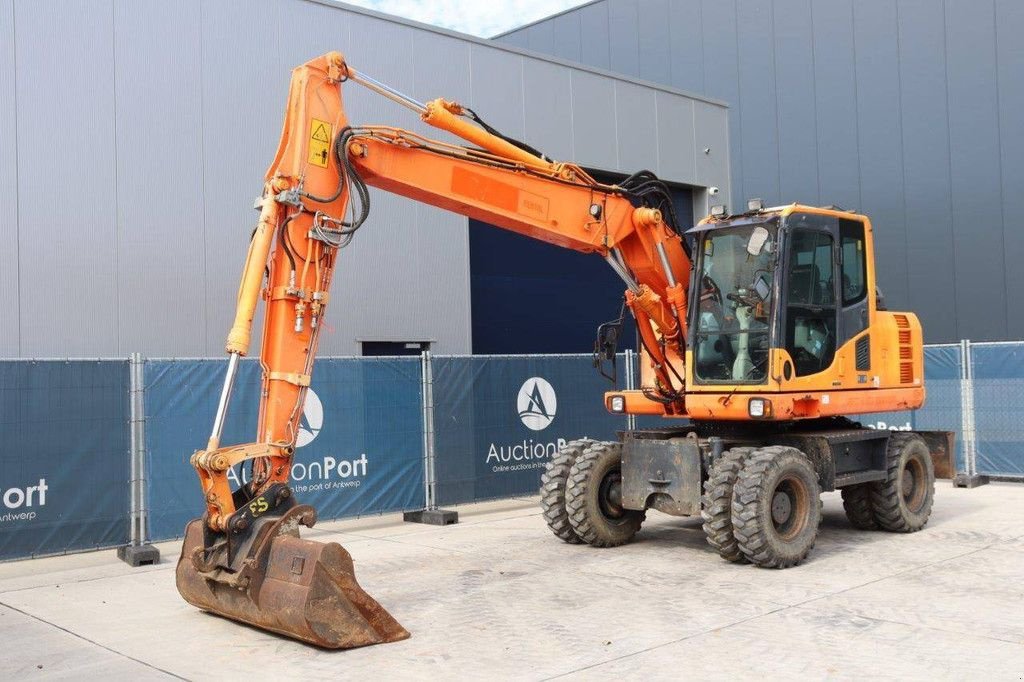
[781,213,840,378]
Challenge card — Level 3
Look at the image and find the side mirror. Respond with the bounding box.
[594,322,619,361]
[747,226,770,256]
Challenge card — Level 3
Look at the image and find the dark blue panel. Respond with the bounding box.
[945,0,1007,342]
[469,189,693,354]
[812,0,860,211]
[0,361,129,560]
[773,0,819,204]
[852,0,909,313]
[971,343,1024,475]
[897,0,957,343]
[735,0,780,204]
[145,358,423,542]
[469,224,633,354]
[432,355,628,505]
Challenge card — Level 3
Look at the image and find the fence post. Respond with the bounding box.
[403,350,458,525]
[118,353,161,566]
[954,339,988,488]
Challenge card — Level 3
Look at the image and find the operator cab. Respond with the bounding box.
[688,204,870,387]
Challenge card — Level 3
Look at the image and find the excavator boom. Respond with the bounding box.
[177,51,693,649]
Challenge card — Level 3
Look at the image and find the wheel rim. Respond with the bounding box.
[771,475,809,541]
[598,469,625,520]
[902,455,927,513]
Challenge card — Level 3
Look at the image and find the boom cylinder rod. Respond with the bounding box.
[208,352,240,451]
[605,250,640,293]
[656,242,676,287]
[348,69,427,115]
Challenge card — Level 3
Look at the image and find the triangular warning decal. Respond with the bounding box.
[311,123,330,143]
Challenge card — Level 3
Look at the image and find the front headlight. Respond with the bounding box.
[748,397,772,418]
[609,395,626,413]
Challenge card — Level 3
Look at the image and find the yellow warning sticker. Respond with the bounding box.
[308,118,332,168]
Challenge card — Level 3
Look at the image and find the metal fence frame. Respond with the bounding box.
[5,341,1023,562]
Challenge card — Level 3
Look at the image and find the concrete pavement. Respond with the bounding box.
[2,483,1023,680]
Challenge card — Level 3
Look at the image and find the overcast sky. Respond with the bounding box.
[341,0,586,37]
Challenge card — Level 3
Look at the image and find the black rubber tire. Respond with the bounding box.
[732,446,822,569]
[565,441,645,547]
[701,447,757,562]
[540,439,593,544]
[841,484,880,530]
[870,433,935,532]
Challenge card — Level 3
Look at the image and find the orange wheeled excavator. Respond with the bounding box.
[177,52,948,648]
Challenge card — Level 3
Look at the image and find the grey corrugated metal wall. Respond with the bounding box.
[500,0,1024,344]
[0,0,728,358]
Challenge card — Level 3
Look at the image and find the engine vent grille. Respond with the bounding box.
[894,315,914,383]
[855,335,870,371]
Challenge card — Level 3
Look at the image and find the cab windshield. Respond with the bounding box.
[693,222,778,383]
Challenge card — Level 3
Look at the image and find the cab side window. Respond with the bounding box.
[840,220,867,305]
[786,229,836,376]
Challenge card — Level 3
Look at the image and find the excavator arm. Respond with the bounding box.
[176,51,691,649]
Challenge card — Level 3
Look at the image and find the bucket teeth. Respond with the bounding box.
[176,518,409,649]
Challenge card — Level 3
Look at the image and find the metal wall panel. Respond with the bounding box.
[614,81,658,173]
[469,45,525,139]
[4,0,722,358]
[997,1,1024,340]
[697,0,743,206]
[579,2,611,70]
[811,0,860,211]
[199,0,287,356]
[525,19,556,56]
[852,0,909,311]
[636,0,671,86]
[693,100,731,213]
[549,12,582,64]
[113,0,205,357]
[655,92,696,185]
[569,71,618,170]
[16,0,119,356]
[0,0,17,355]
[668,0,705,94]
[773,0,819,205]
[896,0,957,343]
[500,0,1023,343]
[945,0,1007,341]
[522,59,574,162]
[607,0,640,77]
[735,0,780,205]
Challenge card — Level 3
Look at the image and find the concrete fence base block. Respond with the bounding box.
[403,509,459,526]
[953,473,991,489]
[117,543,161,567]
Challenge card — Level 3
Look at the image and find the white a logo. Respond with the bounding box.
[296,388,324,447]
[517,377,557,431]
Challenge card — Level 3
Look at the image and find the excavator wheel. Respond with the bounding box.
[841,484,880,530]
[701,447,757,562]
[565,441,645,548]
[732,446,822,569]
[870,433,935,532]
[540,439,594,544]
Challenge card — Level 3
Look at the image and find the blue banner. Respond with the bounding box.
[144,357,424,541]
[0,361,129,560]
[431,355,628,505]
[970,343,1024,476]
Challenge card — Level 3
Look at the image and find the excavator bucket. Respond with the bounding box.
[175,515,409,649]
